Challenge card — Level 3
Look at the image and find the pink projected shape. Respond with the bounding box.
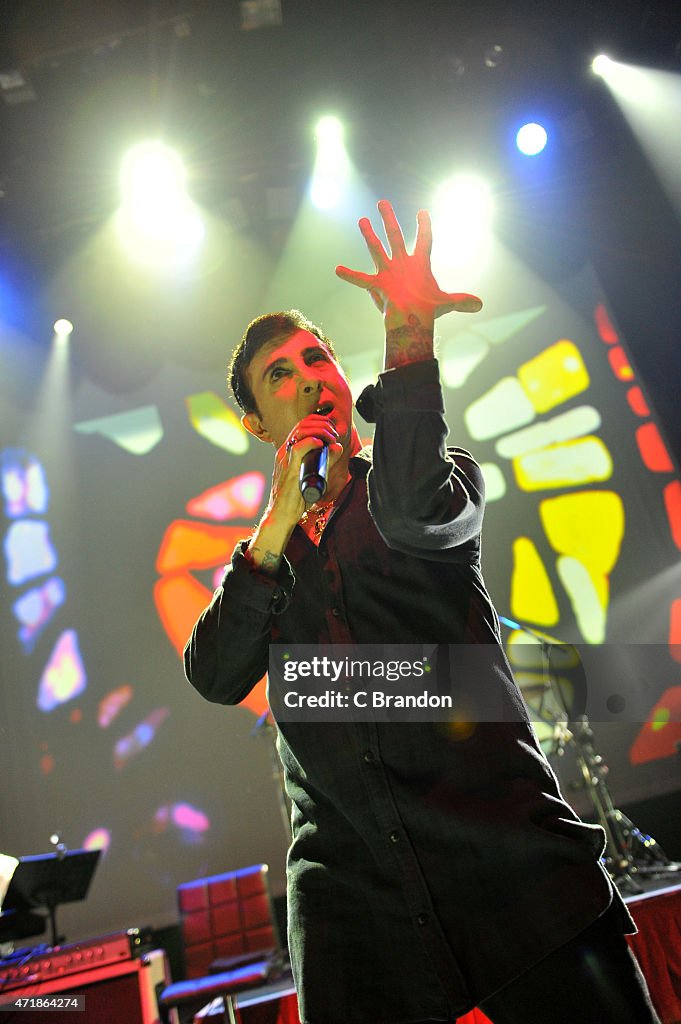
[185,472,266,522]
[83,828,112,853]
[154,803,211,843]
[37,630,87,712]
[1,451,49,517]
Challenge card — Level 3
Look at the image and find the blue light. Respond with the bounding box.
[516,122,548,156]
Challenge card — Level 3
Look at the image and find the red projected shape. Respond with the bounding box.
[664,481,681,550]
[154,519,268,718]
[156,521,244,574]
[630,687,681,765]
[607,347,634,381]
[670,601,681,664]
[154,571,224,657]
[594,302,619,344]
[186,473,266,522]
[635,423,673,473]
[626,387,650,418]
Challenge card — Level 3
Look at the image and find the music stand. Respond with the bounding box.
[1,849,101,947]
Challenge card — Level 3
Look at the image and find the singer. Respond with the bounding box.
[184,201,659,1023]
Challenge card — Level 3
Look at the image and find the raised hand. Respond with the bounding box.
[335,199,482,330]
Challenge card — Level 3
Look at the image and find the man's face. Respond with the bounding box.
[242,329,355,450]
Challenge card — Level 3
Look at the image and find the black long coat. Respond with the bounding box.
[184,360,633,1024]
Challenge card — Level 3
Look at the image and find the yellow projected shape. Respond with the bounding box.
[507,632,545,669]
[557,556,608,644]
[479,462,506,502]
[518,340,590,414]
[506,632,581,671]
[186,392,249,454]
[511,537,559,626]
[513,437,613,491]
[496,406,601,459]
[539,491,625,575]
[464,377,536,440]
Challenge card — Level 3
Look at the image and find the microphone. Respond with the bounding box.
[299,403,332,504]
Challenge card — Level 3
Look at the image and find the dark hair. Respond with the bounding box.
[228,309,337,415]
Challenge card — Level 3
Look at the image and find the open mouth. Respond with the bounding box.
[315,401,334,416]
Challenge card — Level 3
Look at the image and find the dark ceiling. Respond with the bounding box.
[0,0,680,447]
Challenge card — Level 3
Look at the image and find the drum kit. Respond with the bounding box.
[501,616,681,895]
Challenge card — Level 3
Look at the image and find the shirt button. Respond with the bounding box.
[417,913,429,927]
[363,750,375,764]
[331,607,342,617]
[389,830,400,844]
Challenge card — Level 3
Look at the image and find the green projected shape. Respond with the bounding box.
[185,391,249,454]
[74,406,163,455]
[475,306,548,345]
[439,306,548,389]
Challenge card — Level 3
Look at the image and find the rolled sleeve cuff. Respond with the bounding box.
[355,359,444,423]
[221,540,294,615]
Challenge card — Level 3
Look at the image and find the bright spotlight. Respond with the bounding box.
[118,140,204,264]
[310,115,349,211]
[433,175,493,268]
[53,318,73,337]
[592,54,613,77]
[121,141,186,208]
[590,56,656,105]
[516,122,548,156]
[315,116,344,145]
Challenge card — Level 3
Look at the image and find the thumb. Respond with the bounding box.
[439,292,483,314]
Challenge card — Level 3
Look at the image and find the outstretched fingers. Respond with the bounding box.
[377,199,408,258]
[358,215,389,269]
[413,209,433,260]
[335,265,376,289]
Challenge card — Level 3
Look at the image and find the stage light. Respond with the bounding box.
[590,56,656,105]
[432,175,493,266]
[118,140,204,264]
[310,115,349,211]
[516,122,548,156]
[315,115,344,145]
[592,54,613,77]
[53,319,73,337]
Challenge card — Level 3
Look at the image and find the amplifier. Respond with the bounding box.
[0,948,176,1024]
[0,927,140,990]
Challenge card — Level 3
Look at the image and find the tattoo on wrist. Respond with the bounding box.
[247,544,282,574]
[385,315,434,367]
[260,550,282,574]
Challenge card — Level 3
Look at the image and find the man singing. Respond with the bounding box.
[184,201,659,1023]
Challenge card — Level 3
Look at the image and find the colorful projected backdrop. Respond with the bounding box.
[0,261,679,941]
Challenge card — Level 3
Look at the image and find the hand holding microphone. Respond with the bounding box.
[248,405,342,574]
[282,403,339,507]
[298,402,335,503]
